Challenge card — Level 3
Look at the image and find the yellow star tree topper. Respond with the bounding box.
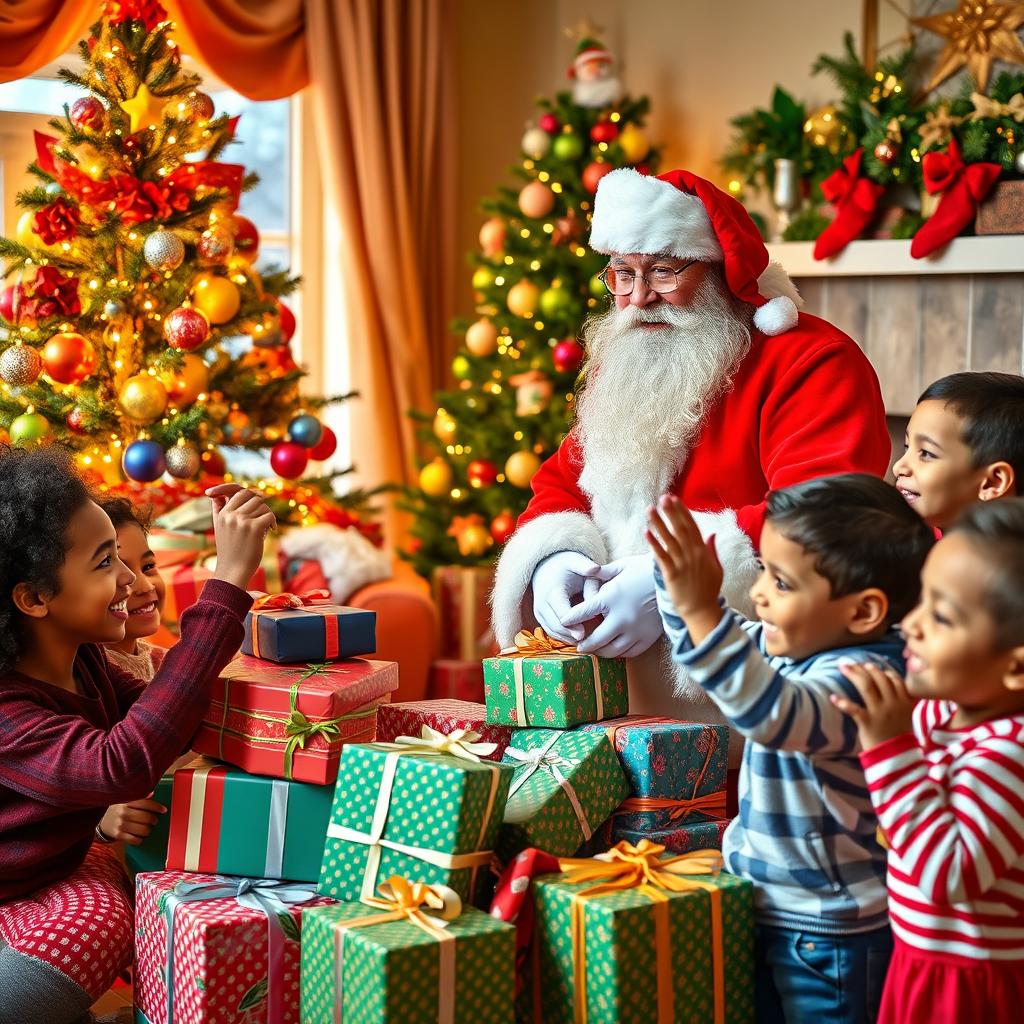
[119,82,167,132]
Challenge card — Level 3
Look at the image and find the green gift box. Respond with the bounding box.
[319,741,513,906]
[498,729,629,860]
[526,846,754,1023]
[301,887,515,1023]
[164,759,334,882]
[483,641,628,727]
[123,773,173,879]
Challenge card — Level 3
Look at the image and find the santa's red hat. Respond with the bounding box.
[570,37,612,76]
[589,167,802,336]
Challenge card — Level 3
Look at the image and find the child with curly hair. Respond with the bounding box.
[0,444,273,1024]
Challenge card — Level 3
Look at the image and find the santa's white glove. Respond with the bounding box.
[560,554,663,659]
[531,551,604,644]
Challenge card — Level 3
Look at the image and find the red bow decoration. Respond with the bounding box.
[250,589,332,611]
[166,162,244,208]
[910,140,1001,259]
[34,131,58,176]
[813,149,886,260]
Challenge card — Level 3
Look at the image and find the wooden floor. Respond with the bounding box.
[91,981,132,1017]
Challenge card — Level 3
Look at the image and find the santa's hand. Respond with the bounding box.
[561,554,663,659]
[531,551,606,644]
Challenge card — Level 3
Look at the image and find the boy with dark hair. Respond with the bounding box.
[894,371,1024,530]
[647,473,935,1024]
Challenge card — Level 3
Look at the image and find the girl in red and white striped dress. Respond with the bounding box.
[834,499,1024,1023]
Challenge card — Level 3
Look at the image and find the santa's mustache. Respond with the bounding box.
[597,302,707,331]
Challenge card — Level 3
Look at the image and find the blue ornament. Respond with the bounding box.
[44,182,63,197]
[122,440,166,482]
[287,413,323,449]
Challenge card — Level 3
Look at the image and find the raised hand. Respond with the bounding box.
[832,661,915,749]
[205,483,277,591]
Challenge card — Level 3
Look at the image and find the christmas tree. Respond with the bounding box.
[0,1,363,528]
[402,32,659,576]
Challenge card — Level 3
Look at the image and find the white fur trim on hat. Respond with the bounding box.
[752,260,803,336]
[589,168,722,261]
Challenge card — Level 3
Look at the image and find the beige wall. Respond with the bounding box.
[453,0,908,321]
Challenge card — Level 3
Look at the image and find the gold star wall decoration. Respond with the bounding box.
[913,0,1024,93]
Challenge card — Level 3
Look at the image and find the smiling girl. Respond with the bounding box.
[0,445,272,1023]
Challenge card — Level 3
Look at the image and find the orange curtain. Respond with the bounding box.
[0,0,95,83]
[305,0,456,545]
[164,0,308,101]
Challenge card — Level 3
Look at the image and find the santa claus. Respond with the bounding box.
[491,168,891,752]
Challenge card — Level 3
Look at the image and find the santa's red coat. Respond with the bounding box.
[492,312,891,651]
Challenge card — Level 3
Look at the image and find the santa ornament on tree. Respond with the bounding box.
[491,167,891,749]
[569,36,623,109]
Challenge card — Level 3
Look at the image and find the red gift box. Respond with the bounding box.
[374,699,515,761]
[428,659,485,702]
[192,655,399,784]
[431,565,498,661]
[134,870,333,1024]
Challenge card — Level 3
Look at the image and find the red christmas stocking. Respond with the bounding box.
[910,140,1001,259]
[813,148,885,260]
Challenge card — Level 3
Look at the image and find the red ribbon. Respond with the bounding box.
[911,140,1001,259]
[166,162,244,207]
[249,590,339,660]
[813,149,885,261]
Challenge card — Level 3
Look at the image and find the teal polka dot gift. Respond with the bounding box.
[318,729,513,906]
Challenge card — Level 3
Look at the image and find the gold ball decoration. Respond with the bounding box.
[191,273,241,324]
[507,279,541,318]
[197,224,234,266]
[803,105,845,153]
[456,522,493,558]
[119,373,168,424]
[161,353,208,408]
[505,450,542,488]
[518,180,555,219]
[433,409,458,445]
[168,90,215,122]
[165,442,201,479]
[419,457,454,497]
[465,318,499,357]
[617,123,650,164]
[478,217,506,258]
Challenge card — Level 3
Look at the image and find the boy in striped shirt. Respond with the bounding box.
[646,474,934,1024]
[834,500,1024,1022]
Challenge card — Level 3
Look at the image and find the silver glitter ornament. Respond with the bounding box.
[165,443,201,479]
[143,230,185,272]
[1015,149,1024,176]
[104,298,126,318]
[0,345,42,387]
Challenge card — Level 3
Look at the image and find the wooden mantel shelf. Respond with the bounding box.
[766,236,1024,278]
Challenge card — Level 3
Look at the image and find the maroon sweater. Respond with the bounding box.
[0,580,251,901]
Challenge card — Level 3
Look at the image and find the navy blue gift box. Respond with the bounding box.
[241,602,376,663]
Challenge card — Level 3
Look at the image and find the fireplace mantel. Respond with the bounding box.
[766,238,1024,415]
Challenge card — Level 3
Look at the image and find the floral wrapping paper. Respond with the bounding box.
[192,656,398,785]
[134,870,335,1024]
[373,700,515,761]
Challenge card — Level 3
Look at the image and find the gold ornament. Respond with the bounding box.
[448,514,493,558]
[160,353,208,407]
[466,318,499,356]
[432,410,458,445]
[191,273,240,324]
[617,122,650,163]
[165,441,201,479]
[507,280,541,318]
[119,373,168,424]
[919,104,964,151]
[803,105,845,153]
[119,84,167,133]
[913,0,1024,94]
[419,457,453,497]
[505,450,542,488]
[197,224,234,265]
[970,90,1024,121]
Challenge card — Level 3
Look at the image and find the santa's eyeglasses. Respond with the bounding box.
[598,260,697,296]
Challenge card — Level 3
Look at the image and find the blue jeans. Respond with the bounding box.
[755,924,893,1024]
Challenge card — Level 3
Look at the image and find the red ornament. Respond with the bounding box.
[0,285,16,322]
[466,458,498,489]
[278,300,296,342]
[539,113,560,134]
[490,510,517,545]
[590,121,619,144]
[552,337,585,374]
[233,216,260,262]
[270,441,309,480]
[70,96,105,131]
[200,447,226,477]
[33,198,80,246]
[873,140,898,166]
[41,331,95,384]
[582,160,613,193]
[309,425,338,461]
[635,163,651,176]
[163,306,210,351]
[66,407,86,433]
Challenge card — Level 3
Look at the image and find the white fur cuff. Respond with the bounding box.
[490,511,608,649]
[689,508,759,618]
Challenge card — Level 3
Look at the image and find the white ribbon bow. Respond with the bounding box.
[390,724,498,762]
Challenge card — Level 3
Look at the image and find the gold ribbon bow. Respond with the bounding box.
[390,724,498,763]
[555,840,726,1024]
[332,875,461,1024]
[499,628,604,725]
[970,91,1024,123]
[250,588,332,610]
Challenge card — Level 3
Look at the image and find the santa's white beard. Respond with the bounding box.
[572,75,623,109]
[574,278,752,555]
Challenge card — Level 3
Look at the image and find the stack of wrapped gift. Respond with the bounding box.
[134,593,400,1022]
[576,715,731,855]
